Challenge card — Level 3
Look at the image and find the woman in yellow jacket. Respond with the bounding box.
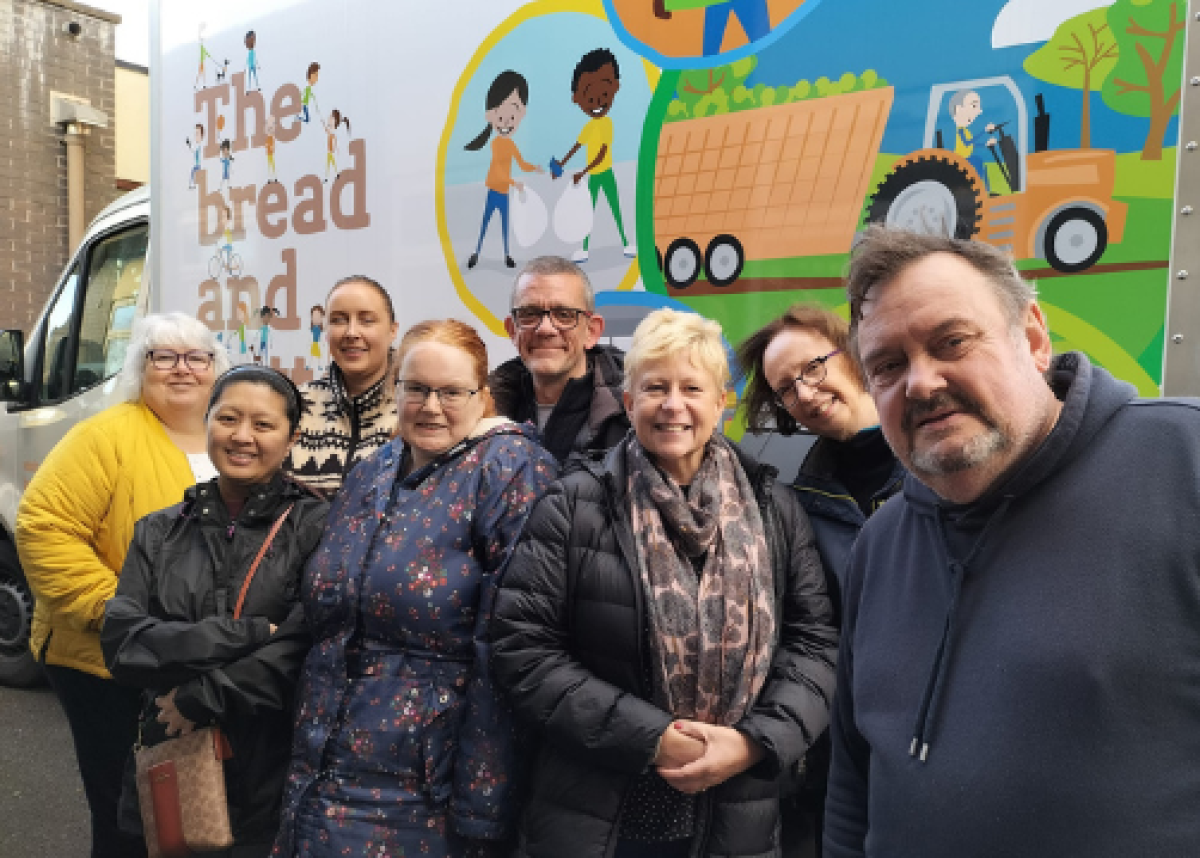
[16,312,229,858]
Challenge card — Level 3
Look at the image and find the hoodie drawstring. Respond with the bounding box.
[909,496,1013,763]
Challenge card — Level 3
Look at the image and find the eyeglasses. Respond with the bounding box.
[399,380,480,409]
[511,306,591,331]
[773,349,842,410]
[146,349,215,372]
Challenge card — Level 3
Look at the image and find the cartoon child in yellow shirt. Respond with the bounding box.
[553,48,635,263]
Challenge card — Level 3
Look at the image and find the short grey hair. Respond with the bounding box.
[120,311,230,401]
[511,255,595,312]
[948,89,977,117]
[846,226,1037,364]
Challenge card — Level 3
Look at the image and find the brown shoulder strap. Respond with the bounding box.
[233,503,294,619]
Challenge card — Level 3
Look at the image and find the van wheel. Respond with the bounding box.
[867,154,984,239]
[1043,208,1107,273]
[664,238,702,289]
[0,540,41,688]
[705,235,744,287]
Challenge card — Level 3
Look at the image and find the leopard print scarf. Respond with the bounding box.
[626,436,776,726]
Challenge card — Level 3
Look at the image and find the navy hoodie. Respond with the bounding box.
[825,353,1200,858]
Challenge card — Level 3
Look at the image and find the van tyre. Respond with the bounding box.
[0,539,41,688]
[705,235,744,287]
[1043,207,1107,273]
[664,238,702,289]
[867,154,984,240]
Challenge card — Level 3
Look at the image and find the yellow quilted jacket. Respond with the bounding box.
[17,402,195,677]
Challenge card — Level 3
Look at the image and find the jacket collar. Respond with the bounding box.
[184,471,301,523]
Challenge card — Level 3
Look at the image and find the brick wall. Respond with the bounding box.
[0,0,120,333]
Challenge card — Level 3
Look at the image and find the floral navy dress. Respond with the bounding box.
[274,420,556,857]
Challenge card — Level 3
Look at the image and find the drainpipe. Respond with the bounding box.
[63,122,88,252]
[50,94,108,256]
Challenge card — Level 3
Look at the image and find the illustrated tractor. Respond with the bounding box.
[652,74,1126,291]
[867,75,1127,272]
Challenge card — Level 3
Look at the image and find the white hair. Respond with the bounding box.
[119,312,229,401]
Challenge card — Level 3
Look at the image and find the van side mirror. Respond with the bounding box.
[0,330,28,403]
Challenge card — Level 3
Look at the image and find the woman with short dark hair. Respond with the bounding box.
[103,365,327,858]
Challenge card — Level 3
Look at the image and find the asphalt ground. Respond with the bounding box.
[0,683,90,857]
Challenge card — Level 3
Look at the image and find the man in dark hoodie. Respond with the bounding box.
[490,255,630,465]
[824,225,1200,858]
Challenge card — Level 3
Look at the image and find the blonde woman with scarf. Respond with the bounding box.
[493,308,838,858]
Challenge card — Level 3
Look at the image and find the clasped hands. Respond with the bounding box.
[652,720,765,795]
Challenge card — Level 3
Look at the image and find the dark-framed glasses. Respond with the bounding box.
[511,306,591,331]
[146,349,215,372]
[399,380,479,409]
[774,349,842,410]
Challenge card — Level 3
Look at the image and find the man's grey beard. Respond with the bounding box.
[909,422,1011,477]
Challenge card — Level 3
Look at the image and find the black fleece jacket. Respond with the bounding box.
[825,353,1200,858]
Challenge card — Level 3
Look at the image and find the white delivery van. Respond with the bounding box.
[2,0,1199,686]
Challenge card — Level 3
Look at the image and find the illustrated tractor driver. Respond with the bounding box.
[949,89,996,193]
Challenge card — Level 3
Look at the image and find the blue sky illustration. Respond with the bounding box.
[747,0,1176,156]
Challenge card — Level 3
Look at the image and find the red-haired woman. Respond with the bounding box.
[274,320,557,858]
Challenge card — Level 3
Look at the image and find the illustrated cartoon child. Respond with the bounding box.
[949,89,996,193]
[186,123,204,189]
[229,300,249,362]
[195,23,214,89]
[264,114,278,184]
[245,30,260,91]
[256,306,280,365]
[653,0,771,56]
[322,109,351,182]
[554,48,635,263]
[308,304,325,371]
[219,139,234,190]
[219,204,236,273]
[301,62,320,124]
[464,70,542,270]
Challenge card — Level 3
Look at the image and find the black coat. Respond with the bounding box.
[102,475,328,843]
[491,439,839,858]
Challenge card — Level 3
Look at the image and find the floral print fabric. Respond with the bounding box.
[273,422,556,857]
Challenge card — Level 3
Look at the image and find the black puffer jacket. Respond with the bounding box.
[491,438,839,858]
[102,475,328,844]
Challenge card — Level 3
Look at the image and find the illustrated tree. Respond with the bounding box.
[1023,7,1117,149]
[1102,0,1184,160]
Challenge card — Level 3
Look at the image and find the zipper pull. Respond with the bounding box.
[226,523,235,540]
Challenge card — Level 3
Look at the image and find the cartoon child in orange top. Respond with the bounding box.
[264,114,278,184]
[553,48,634,263]
[464,70,542,270]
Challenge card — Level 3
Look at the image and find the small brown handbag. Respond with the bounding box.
[134,503,294,857]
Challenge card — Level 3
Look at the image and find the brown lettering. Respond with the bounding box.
[196,171,224,244]
[271,84,303,144]
[197,278,224,327]
[292,175,326,234]
[229,183,257,237]
[232,72,267,151]
[331,139,371,230]
[195,84,230,159]
[226,277,261,322]
[264,248,300,330]
[258,182,288,239]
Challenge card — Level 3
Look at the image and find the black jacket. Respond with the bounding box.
[489,345,630,466]
[102,475,328,842]
[491,438,839,858]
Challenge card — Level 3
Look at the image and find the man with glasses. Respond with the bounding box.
[490,255,630,465]
[824,226,1200,858]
